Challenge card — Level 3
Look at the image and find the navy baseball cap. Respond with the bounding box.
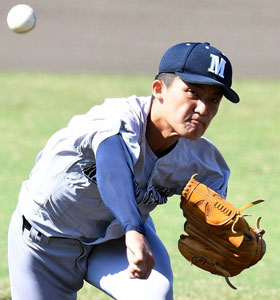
[158,42,239,103]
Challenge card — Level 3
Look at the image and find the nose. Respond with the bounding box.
[194,99,207,116]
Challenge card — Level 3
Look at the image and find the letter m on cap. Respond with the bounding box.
[208,54,226,78]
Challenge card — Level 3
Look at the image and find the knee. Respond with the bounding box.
[99,269,173,300]
[147,272,173,300]
[131,275,173,300]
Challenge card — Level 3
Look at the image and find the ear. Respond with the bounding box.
[152,80,165,101]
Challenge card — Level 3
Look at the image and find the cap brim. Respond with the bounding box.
[175,72,240,103]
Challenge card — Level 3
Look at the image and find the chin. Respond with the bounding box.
[183,130,205,140]
[180,124,206,140]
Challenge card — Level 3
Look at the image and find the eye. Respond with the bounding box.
[187,88,199,98]
[211,97,221,105]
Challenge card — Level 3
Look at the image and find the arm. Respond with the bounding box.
[96,134,155,278]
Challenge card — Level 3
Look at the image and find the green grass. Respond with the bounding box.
[0,72,279,300]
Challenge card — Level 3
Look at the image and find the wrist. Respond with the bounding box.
[124,224,145,235]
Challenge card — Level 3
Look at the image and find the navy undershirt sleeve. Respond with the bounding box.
[95,134,145,235]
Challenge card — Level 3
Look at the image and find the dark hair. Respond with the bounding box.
[154,72,177,88]
[151,73,177,101]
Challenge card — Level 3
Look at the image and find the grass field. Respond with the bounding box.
[0,72,279,300]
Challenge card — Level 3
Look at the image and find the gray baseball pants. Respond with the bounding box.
[8,210,173,300]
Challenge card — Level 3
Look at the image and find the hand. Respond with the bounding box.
[125,230,155,279]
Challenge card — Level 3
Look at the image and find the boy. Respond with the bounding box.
[8,42,239,300]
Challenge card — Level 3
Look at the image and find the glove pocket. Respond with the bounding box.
[178,234,229,277]
[183,220,252,267]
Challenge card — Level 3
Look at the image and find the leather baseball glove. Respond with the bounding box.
[178,174,266,289]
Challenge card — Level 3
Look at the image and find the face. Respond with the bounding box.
[152,76,223,140]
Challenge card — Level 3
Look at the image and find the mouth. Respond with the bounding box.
[190,118,205,127]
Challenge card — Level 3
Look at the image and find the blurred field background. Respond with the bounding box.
[0,73,279,300]
[0,0,280,78]
[1,0,279,299]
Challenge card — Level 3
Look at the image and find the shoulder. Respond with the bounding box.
[69,95,152,122]
[151,136,230,198]
[103,95,152,120]
[178,136,229,175]
[68,95,152,135]
[178,136,230,196]
[100,95,151,112]
[180,136,223,158]
[83,96,152,162]
[102,95,152,141]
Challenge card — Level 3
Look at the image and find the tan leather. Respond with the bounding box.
[178,174,266,289]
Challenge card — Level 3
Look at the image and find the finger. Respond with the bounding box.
[131,251,155,271]
[127,260,154,279]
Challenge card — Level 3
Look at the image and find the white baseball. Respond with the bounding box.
[7,4,36,34]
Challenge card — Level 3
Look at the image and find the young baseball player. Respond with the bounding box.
[8,42,239,300]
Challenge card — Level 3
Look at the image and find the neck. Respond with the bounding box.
[146,112,178,157]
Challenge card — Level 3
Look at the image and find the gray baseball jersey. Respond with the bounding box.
[18,95,230,243]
